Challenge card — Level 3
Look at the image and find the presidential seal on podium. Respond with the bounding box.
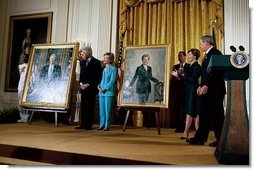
[230,51,249,69]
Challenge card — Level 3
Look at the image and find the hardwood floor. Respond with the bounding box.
[0,120,218,165]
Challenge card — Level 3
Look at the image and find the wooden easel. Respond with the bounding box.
[122,107,161,135]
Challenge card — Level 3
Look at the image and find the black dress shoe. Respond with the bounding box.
[186,138,204,145]
[75,126,85,129]
[209,141,218,147]
[97,127,104,130]
[103,128,109,131]
[186,138,192,143]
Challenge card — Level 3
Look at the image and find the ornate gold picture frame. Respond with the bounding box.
[118,45,171,108]
[20,43,79,110]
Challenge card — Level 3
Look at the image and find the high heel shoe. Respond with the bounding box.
[180,133,189,140]
[180,136,188,140]
[97,126,104,130]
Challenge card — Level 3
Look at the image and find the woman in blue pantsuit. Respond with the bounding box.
[97,52,117,131]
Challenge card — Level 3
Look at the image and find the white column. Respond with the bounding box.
[67,0,118,60]
[67,0,92,44]
[224,0,249,115]
[95,0,112,59]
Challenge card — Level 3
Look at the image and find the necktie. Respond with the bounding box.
[86,60,89,67]
[48,65,53,78]
[202,53,207,62]
[180,63,183,69]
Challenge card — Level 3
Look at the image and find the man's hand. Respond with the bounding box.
[177,68,184,75]
[80,83,89,90]
[201,85,208,95]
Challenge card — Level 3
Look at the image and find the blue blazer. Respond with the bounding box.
[98,65,117,97]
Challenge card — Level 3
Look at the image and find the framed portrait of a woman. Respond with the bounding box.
[118,45,171,108]
[20,43,79,110]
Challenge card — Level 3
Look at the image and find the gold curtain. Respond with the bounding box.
[119,0,224,127]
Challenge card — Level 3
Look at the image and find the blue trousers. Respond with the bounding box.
[99,96,114,128]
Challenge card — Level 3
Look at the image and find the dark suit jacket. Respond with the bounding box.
[170,63,190,90]
[79,56,102,94]
[130,64,159,94]
[40,64,61,81]
[201,47,226,98]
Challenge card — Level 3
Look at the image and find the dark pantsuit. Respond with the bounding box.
[209,95,225,140]
[80,91,96,129]
[79,56,102,129]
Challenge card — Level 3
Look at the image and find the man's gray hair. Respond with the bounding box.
[50,53,56,60]
[201,35,215,46]
[81,46,93,55]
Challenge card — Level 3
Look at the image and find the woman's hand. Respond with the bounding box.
[171,69,178,78]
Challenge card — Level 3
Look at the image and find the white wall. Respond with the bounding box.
[224,0,249,115]
[0,0,118,109]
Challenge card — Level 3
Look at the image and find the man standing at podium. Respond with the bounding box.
[187,35,226,147]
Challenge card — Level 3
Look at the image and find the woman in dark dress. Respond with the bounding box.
[172,48,201,139]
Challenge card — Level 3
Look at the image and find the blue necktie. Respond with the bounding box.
[86,60,89,67]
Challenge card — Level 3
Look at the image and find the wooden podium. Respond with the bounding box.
[207,54,249,165]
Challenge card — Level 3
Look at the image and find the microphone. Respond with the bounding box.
[239,45,245,51]
[230,46,236,52]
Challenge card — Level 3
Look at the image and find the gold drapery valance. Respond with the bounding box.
[125,0,143,7]
[119,0,224,64]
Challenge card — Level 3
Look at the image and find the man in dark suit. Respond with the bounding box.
[187,35,226,146]
[40,53,61,82]
[170,51,189,132]
[75,46,102,130]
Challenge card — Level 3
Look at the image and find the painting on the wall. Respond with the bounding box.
[118,45,171,108]
[5,12,52,92]
[20,43,79,110]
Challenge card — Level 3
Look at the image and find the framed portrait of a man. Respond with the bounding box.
[4,12,52,92]
[20,43,79,110]
[118,45,171,108]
